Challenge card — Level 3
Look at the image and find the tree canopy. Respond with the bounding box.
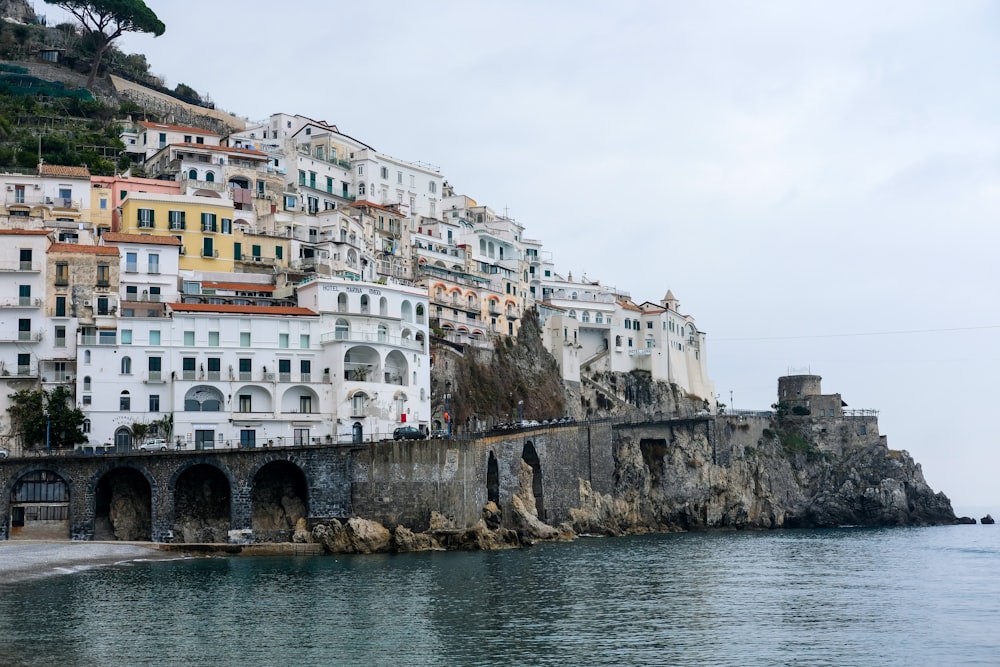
[43,0,165,88]
[7,386,88,451]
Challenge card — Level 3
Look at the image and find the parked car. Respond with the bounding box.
[430,429,450,439]
[138,439,169,452]
[0,448,8,459]
[393,426,425,441]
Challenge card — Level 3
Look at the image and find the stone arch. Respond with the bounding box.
[521,441,545,522]
[8,467,71,540]
[170,461,235,543]
[92,465,154,541]
[114,425,133,451]
[250,459,309,542]
[184,385,225,412]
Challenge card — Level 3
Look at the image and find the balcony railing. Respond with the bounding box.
[319,330,424,350]
[2,330,42,342]
[207,371,221,381]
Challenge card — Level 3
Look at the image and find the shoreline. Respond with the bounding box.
[0,541,186,585]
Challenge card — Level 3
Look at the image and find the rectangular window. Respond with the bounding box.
[239,394,252,412]
[96,264,110,286]
[184,331,195,346]
[202,237,214,258]
[326,176,333,194]
[121,329,132,345]
[148,253,160,274]
[298,170,306,186]
[96,297,110,315]
[240,430,256,448]
[208,331,219,347]
[207,356,221,380]
[240,332,251,347]
[54,325,66,347]
[149,395,160,412]
[299,395,312,413]
[300,359,311,381]
[201,212,217,232]
[300,334,310,349]
[126,252,138,273]
[221,218,231,234]
[137,208,155,228]
[55,296,66,317]
[100,198,108,210]
[278,359,291,382]
[234,242,242,260]
[279,333,289,349]
[120,394,130,411]
[275,246,283,260]
[293,428,309,446]
[252,244,261,258]
[239,358,251,381]
[55,262,69,285]
[168,210,186,230]
[149,330,161,345]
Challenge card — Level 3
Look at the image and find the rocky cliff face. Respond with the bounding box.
[567,416,955,534]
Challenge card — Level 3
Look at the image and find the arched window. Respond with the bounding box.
[335,319,349,340]
[616,335,623,347]
[488,241,495,258]
[84,349,91,364]
[479,239,486,254]
[416,303,425,324]
[83,376,91,391]
[568,310,576,319]
[188,168,198,180]
[121,356,132,374]
[582,311,591,323]
[380,297,388,316]
[337,293,348,313]
[205,171,215,182]
[571,291,578,300]
[120,391,131,411]
[340,228,347,242]
[595,313,603,324]
[83,418,91,433]
[358,182,366,196]
[360,295,370,314]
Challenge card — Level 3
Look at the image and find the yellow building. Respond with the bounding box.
[119,191,237,272]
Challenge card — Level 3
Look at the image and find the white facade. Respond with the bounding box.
[296,276,431,442]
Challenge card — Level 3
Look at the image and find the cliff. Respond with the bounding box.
[567,416,955,534]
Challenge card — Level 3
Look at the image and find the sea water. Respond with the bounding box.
[0,526,997,666]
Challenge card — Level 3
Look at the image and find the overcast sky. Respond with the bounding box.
[99,0,1000,513]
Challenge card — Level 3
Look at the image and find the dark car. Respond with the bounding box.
[430,429,449,439]
[393,426,425,441]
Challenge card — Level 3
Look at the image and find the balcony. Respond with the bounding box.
[79,334,117,345]
[279,372,292,382]
[1,330,42,342]
[202,249,220,258]
[319,330,424,351]
[182,370,197,380]
[0,297,41,308]
[125,262,138,273]
[146,371,164,383]
[0,260,40,272]
[239,372,252,381]
[207,371,221,381]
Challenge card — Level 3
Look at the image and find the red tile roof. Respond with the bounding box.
[48,243,118,255]
[102,232,182,246]
[39,164,90,178]
[202,281,275,292]
[140,121,218,136]
[351,200,404,216]
[169,303,315,316]
[0,229,50,236]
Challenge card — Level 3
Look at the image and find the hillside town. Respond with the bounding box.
[0,112,714,452]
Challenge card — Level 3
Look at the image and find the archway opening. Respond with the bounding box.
[487,451,500,506]
[251,461,309,543]
[94,468,152,541]
[521,442,545,521]
[173,464,231,543]
[10,470,70,540]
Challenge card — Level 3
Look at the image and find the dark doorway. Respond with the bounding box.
[487,451,500,505]
[352,421,363,444]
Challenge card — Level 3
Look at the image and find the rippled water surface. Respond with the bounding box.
[1,526,998,666]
